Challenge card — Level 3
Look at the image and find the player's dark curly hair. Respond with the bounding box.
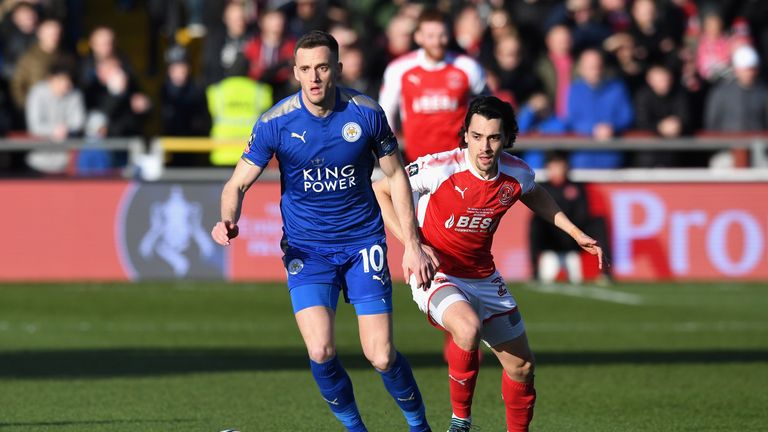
[458,96,518,149]
[294,30,339,60]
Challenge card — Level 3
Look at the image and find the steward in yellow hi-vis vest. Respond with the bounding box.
[207,76,273,165]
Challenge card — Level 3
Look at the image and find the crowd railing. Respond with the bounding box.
[1,133,767,182]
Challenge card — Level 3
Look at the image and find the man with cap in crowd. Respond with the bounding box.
[705,44,768,167]
[705,44,768,132]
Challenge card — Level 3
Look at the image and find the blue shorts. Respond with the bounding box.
[283,237,393,315]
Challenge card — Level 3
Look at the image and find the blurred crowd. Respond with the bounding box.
[1,0,768,174]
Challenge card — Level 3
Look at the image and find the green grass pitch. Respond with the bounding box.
[1,281,767,431]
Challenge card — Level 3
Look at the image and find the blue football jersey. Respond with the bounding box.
[242,87,398,246]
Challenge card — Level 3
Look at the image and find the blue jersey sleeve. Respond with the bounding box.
[242,117,277,168]
[368,107,399,158]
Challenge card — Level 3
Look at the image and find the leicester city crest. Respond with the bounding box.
[342,122,362,142]
[287,258,304,275]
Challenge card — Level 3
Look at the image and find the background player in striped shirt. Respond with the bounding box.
[212,31,436,432]
[374,96,605,431]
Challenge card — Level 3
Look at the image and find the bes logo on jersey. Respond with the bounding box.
[444,213,494,232]
[407,163,419,177]
[412,95,459,113]
[444,214,455,229]
[303,163,358,193]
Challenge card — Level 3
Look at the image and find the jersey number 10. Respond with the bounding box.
[359,245,385,273]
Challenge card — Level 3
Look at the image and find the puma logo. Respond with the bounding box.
[454,185,468,199]
[322,397,339,406]
[291,130,307,143]
[449,374,468,386]
[397,392,416,402]
[372,274,388,285]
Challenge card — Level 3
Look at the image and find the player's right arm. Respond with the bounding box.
[212,159,264,246]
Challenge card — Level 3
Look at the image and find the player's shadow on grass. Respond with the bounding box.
[0,419,194,429]
[1,348,768,379]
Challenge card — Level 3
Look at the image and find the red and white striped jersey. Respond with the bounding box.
[406,148,536,278]
[379,49,486,163]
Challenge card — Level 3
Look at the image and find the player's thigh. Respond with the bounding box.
[357,312,395,368]
[295,305,337,362]
[410,272,472,328]
[343,238,393,308]
[441,300,482,347]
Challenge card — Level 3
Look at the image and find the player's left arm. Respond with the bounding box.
[372,174,403,243]
[521,184,605,269]
[378,152,438,287]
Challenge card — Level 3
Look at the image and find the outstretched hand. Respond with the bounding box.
[211,220,239,246]
[575,232,608,270]
[403,243,438,290]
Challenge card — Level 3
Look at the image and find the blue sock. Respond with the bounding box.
[378,352,430,432]
[310,356,367,432]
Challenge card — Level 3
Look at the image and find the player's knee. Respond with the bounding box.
[521,359,535,380]
[506,359,535,382]
[366,347,395,371]
[307,344,336,363]
[449,319,482,351]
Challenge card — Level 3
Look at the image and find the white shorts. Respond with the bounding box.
[410,271,526,347]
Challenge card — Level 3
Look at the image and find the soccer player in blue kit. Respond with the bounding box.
[211,30,437,432]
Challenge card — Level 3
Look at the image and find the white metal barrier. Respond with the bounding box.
[2,135,767,182]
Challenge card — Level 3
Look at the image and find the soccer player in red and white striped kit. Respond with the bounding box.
[374,96,606,431]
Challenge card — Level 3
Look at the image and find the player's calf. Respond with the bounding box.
[310,356,367,432]
[445,338,480,421]
[377,352,431,432]
[502,371,536,432]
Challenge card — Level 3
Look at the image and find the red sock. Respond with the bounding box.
[501,371,536,432]
[446,338,479,419]
[444,331,483,363]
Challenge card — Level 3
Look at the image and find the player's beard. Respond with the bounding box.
[424,46,446,62]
